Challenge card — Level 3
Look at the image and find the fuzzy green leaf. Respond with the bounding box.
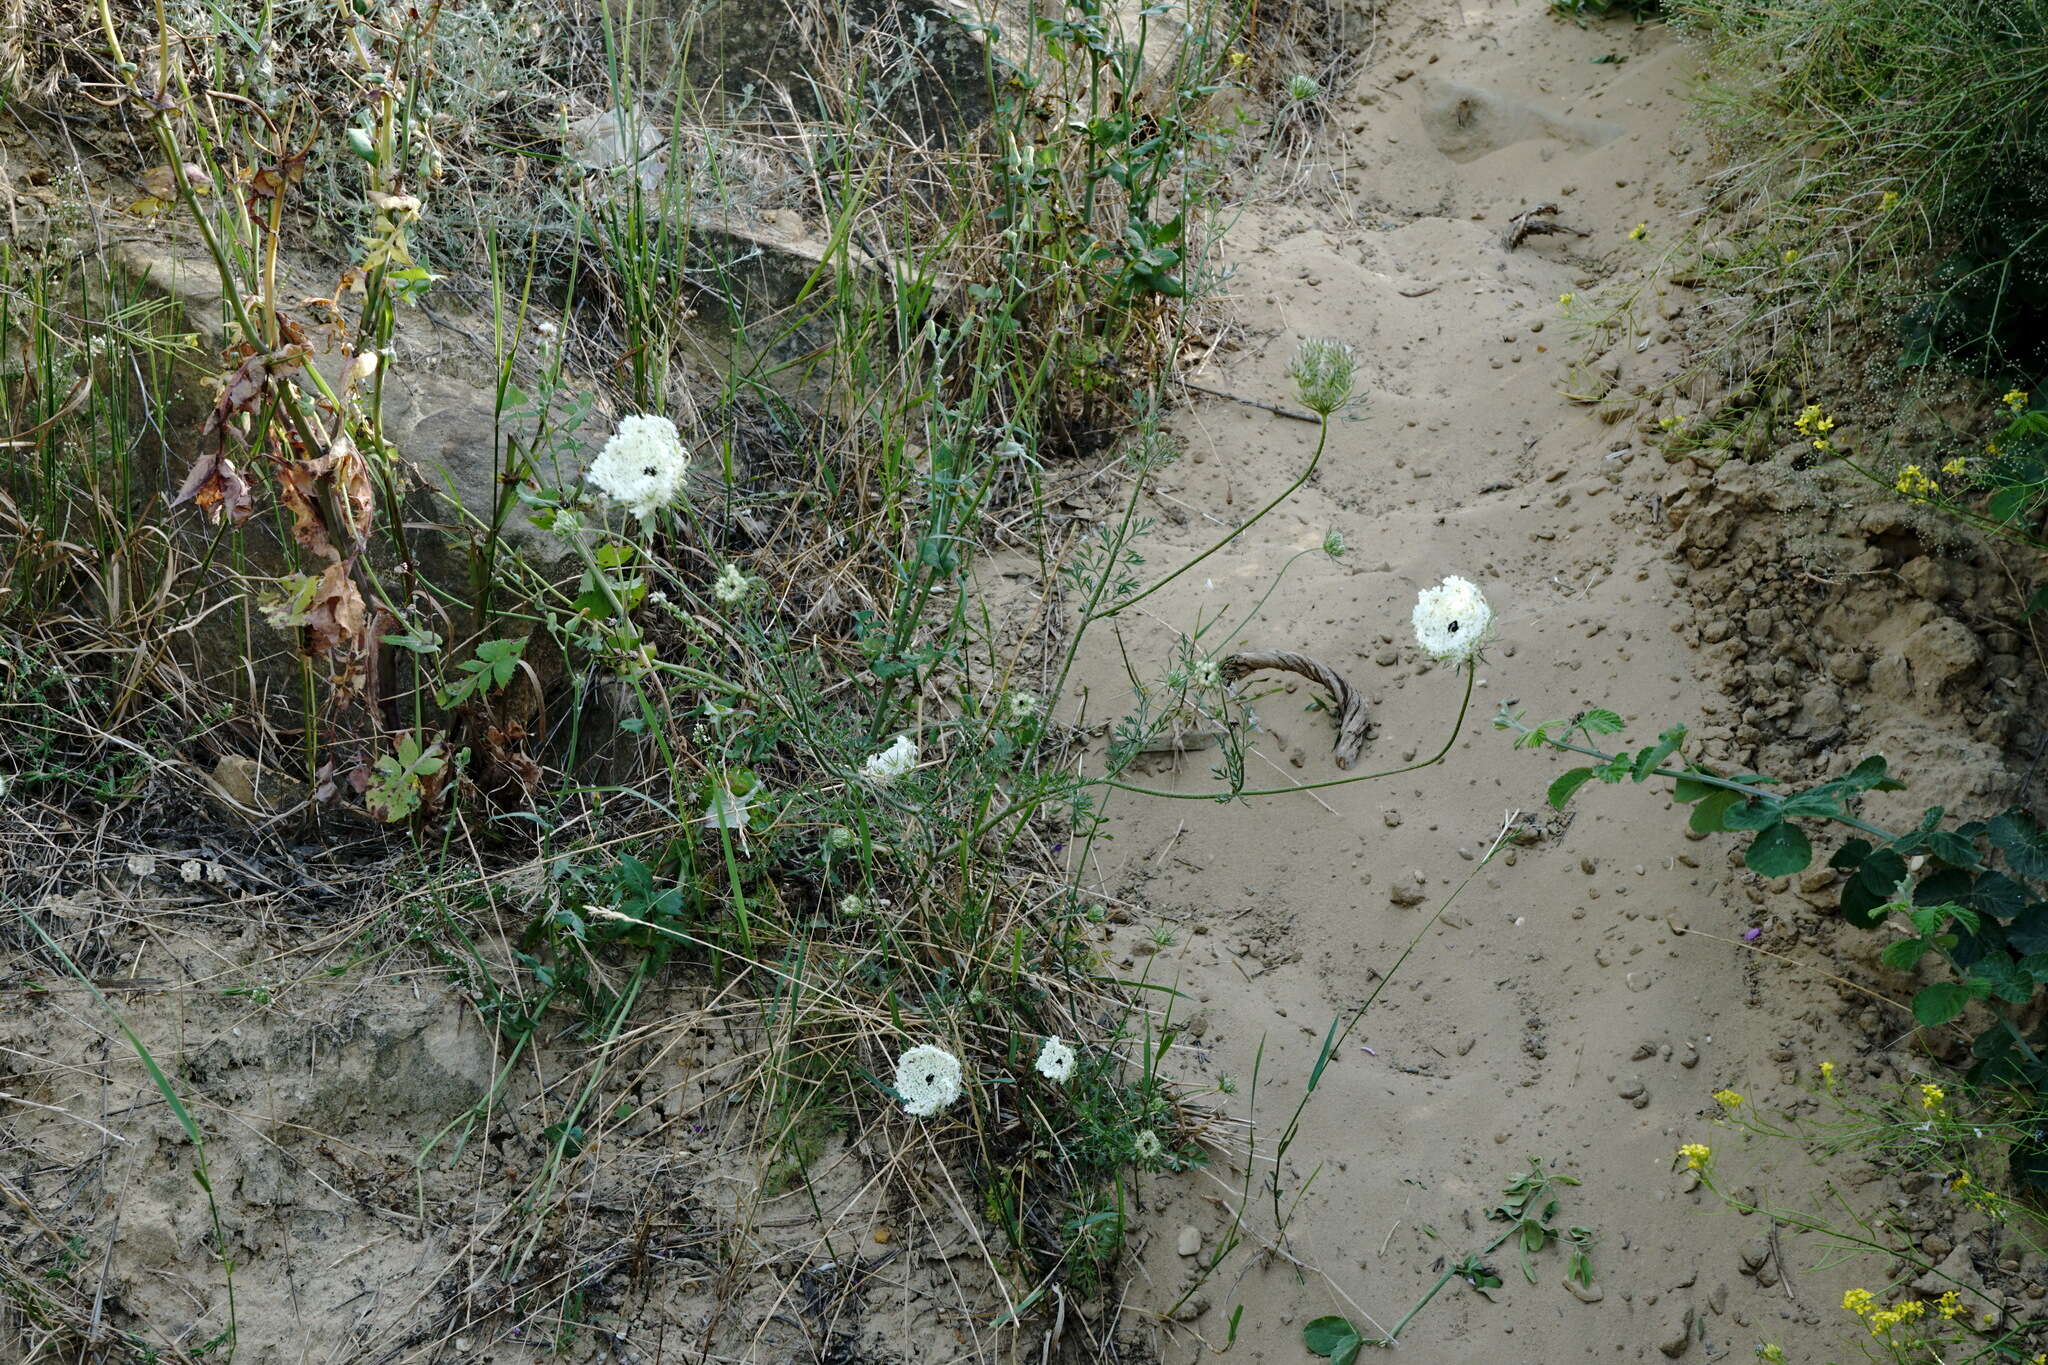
[1911,981,1972,1029]
[1879,938,1930,972]
[1548,768,1598,809]
[1303,1318,1357,1356]
[1689,789,1742,834]
[1746,822,1814,878]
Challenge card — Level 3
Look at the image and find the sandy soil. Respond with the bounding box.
[7,2,2044,1363]
[1056,3,2040,1362]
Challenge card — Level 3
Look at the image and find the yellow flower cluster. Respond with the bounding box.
[1919,1082,1946,1111]
[1895,464,1940,500]
[1559,293,1576,307]
[1941,455,1968,477]
[1865,1298,1928,1337]
[1678,1143,1711,1170]
[1843,1288,1876,1316]
[1936,1290,1963,1320]
[1713,1089,1743,1108]
[1757,1348,1784,1364]
[1629,223,1649,241]
[2004,388,2029,413]
[1819,1060,1836,1088]
[1879,190,1901,212]
[1795,403,1836,452]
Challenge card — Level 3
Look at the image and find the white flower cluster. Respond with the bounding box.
[1411,576,1492,665]
[1002,690,1042,726]
[1035,1036,1076,1083]
[862,734,919,786]
[894,1043,964,1117]
[712,563,754,604]
[587,414,689,521]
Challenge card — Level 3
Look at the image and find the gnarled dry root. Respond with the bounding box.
[1222,649,1371,769]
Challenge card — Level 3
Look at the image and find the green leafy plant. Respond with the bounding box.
[1489,1157,1594,1285]
[1510,704,2048,1185]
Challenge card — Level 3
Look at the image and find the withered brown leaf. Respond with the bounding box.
[170,449,254,525]
[303,561,366,658]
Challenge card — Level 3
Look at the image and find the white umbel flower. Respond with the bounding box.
[862,734,919,786]
[712,563,753,604]
[587,414,689,521]
[1034,1036,1076,1083]
[894,1043,964,1117]
[1411,576,1493,665]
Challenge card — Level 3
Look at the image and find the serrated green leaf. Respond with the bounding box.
[1879,938,1929,972]
[1746,822,1813,877]
[1631,727,1686,781]
[1971,957,2031,1004]
[1578,708,1625,735]
[1987,810,2048,879]
[1548,768,1597,810]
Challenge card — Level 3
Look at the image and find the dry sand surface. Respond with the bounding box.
[1059,4,1992,1362]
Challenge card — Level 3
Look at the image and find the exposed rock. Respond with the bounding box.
[1657,1304,1695,1357]
[1899,617,1984,701]
[1388,874,1428,907]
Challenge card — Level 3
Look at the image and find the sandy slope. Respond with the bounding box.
[1067,6,1869,1360]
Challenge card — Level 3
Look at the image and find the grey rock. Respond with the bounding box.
[1657,1305,1694,1357]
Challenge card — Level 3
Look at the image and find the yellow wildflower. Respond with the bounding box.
[1937,1290,1962,1320]
[1843,1287,1876,1316]
[1713,1089,1743,1108]
[1629,223,1648,241]
[1988,441,2003,456]
[1678,1143,1711,1170]
[1559,293,1576,307]
[1758,1348,1785,1364]
[1879,190,1900,212]
[1951,1169,1973,1191]
[1819,1060,1836,1088]
[1941,456,1968,477]
[2004,388,2028,412]
[1794,404,1835,436]
[1919,1082,1945,1111]
[1782,248,1799,265]
[1895,465,1940,500]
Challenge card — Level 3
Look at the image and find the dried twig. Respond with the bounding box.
[1502,202,1590,250]
[1180,378,1320,423]
[1222,650,1371,768]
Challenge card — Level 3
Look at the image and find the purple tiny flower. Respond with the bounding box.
[1742,927,1763,942]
